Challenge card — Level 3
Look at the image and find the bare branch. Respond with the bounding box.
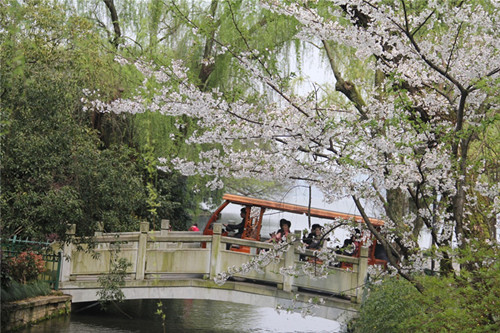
[411,9,435,37]
[445,23,463,75]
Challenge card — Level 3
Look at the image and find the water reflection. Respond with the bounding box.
[20,299,341,333]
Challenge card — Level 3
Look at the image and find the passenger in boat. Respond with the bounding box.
[267,219,291,243]
[224,207,247,238]
[188,223,200,232]
[374,242,389,261]
[303,224,325,250]
[372,226,389,261]
[336,228,361,256]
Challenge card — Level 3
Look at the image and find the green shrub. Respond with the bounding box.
[353,277,421,333]
[400,264,500,332]
[6,251,46,284]
[354,254,500,333]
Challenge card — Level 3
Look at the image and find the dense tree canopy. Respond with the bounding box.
[89,0,499,285]
[0,0,217,239]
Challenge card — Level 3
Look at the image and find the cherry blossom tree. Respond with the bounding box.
[87,0,499,286]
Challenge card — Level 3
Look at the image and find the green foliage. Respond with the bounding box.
[4,251,46,285]
[353,277,421,333]
[97,255,132,309]
[155,300,167,333]
[0,72,147,238]
[0,0,202,240]
[355,245,500,333]
[1,0,142,239]
[141,134,161,221]
[1,280,51,303]
[133,112,223,224]
[153,171,194,230]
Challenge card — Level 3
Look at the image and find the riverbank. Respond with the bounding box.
[1,294,71,332]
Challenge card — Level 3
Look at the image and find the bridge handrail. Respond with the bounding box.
[219,236,275,250]
[91,233,361,265]
[218,237,361,264]
[300,248,360,264]
[148,234,213,242]
[93,234,140,242]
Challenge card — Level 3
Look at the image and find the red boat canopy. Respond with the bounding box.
[221,193,384,226]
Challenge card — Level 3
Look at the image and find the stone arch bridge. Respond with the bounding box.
[58,222,369,324]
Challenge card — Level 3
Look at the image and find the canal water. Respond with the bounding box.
[20,299,342,333]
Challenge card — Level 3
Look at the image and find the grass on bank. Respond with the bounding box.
[1,280,52,303]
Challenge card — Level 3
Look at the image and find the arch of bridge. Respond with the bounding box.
[60,278,359,323]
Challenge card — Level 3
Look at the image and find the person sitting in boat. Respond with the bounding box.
[267,219,291,243]
[373,226,389,261]
[224,207,247,238]
[336,228,361,256]
[303,224,324,250]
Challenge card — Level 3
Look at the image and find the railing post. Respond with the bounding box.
[355,246,369,303]
[60,224,76,282]
[94,222,104,236]
[282,239,297,292]
[160,219,170,236]
[209,223,222,280]
[135,222,149,280]
[54,251,62,290]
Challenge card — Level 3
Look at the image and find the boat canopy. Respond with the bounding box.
[220,193,384,226]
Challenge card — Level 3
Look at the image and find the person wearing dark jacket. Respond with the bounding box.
[303,224,324,250]
[336,228,361,256]
[224,207,247,238]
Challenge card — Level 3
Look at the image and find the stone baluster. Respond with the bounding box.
[135,222,149,280]
[160,219,170,236]
[94,222,104,236]
[209,223,222,280]
[158,219,170,250]
[60,224,76,282]
[282,238,297,292]
[355,246,369,303]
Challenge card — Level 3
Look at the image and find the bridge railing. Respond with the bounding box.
[62,221,368,303]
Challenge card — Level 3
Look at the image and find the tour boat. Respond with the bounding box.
[203,193,388,266]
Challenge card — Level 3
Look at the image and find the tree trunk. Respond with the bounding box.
[103,0,121,49]
[198,0,219,90]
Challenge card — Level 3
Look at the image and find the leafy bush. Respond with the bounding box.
[400,263,500,332]
[6,251,46,284]
[353,277,421,333]
[1,254,13,288]
[354,245,500,333]
[0,1,200,240]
